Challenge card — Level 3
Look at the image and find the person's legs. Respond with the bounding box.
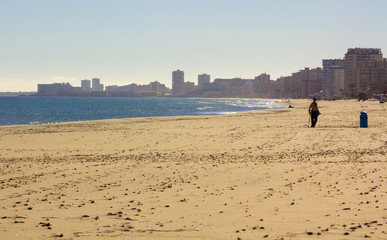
[314,114,318,127]
[311,111,318,127]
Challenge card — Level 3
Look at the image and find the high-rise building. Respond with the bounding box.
[322,59,345,99]
[373,59,387,95]
[344,48,383,97]
[198,74,210,89]
[333,68,345,98]
[299,67,323,98]
[172,70,185,96]
[255,73,270,85]
[92,78,104,92]
[81,80,91,92]
[254,73,271,96]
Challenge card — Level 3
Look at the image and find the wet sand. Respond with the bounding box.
[0,99,386,239]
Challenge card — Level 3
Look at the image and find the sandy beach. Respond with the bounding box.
[0,99,386,240]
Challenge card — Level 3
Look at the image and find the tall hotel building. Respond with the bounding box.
[92,78,104,92]
[81,80,91,92]
[172,70,185,96]
[322,59,345,99]
[198,74,210,89]
[344,48,384,97]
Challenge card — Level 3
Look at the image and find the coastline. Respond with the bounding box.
[0,97,285,127]
[0,99,386,239]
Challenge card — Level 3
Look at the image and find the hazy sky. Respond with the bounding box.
[1,0,387,91]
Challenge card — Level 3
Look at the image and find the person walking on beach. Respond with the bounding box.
[308,98,320,128]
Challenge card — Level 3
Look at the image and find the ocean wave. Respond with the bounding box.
[197,106,214,110]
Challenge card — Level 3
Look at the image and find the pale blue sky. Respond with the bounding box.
[1,0,387,91]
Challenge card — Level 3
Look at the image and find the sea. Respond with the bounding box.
[0,97,285,126]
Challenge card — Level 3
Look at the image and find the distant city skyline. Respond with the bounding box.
[36,46,387,99]
[1,0,387,91]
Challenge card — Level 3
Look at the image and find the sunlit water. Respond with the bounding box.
[0,97,285,126]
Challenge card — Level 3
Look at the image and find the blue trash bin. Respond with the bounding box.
[360,111,368,128]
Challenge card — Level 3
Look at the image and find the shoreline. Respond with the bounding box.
[0,97,286,127]
[0,99,386,239]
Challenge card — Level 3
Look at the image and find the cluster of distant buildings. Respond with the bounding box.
[37,78,170,97]
[37,48,387,99]
[172,70,274,98]
[172,48,387,99]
